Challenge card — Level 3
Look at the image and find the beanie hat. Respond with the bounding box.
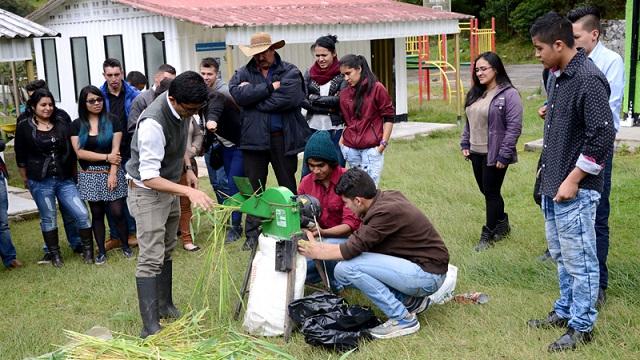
[303,130,339,166]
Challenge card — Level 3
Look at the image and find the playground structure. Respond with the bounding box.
[406,18,495,122]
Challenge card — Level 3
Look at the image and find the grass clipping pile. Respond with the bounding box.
[42,205,294,359]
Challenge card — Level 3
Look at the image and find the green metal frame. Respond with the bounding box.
[223,177,302,240]
[624,0,640,118]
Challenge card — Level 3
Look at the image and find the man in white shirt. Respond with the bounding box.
[568,6,625,308]
[126,71,215,338]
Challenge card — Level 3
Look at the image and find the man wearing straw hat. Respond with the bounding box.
[230,32,312,250]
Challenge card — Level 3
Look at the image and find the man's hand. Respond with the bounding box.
[537,105,547,119]
[496,161,506,169]
[298,230,321,259]
[206,120,218,132]
[554,178,579,202]
[239,82,250,87]
[186,169,198,189]
[462,149,470,160]
[376,144,386,154]
[187,188,215,211]
[272,81,281,90]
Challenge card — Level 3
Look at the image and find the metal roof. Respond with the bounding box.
[0,8,60,39]
[113,0,470,27]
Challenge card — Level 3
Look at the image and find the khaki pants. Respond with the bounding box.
[127,185,180,277]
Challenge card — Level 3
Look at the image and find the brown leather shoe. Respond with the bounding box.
[105,238,122,252]
[128,235,138,248]
[7,259,23,270]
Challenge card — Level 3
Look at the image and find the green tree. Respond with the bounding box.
[0,0,36,17]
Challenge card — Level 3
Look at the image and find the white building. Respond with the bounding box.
[28,0,469,118]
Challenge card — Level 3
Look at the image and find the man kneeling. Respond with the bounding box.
[298,168,449,339]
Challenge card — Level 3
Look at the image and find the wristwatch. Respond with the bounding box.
[380,140,389,147]
[185,165,194,171]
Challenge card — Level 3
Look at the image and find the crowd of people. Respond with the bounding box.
[0,5,623,353]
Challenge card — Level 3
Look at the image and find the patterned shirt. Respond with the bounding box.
[540,49,615,198]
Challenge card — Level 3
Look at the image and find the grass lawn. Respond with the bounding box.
[1,93,639,359]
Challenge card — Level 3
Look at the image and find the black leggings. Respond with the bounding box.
[469,153,508,229]
[89,198,129,254]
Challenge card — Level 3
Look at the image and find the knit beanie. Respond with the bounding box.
[303,130,339,165]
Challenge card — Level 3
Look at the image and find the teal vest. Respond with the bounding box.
[126,93,188,183]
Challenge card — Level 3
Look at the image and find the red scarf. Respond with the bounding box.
[309,57,340,85]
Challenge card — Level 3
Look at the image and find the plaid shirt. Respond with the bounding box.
[540,49,615,198]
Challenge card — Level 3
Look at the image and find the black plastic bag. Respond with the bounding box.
[288,292,380,351]
[289,292,346,325]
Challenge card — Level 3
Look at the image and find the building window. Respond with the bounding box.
[41,39,61,102]
[70,37,91,101]
[104,35,125,72]
[142,32,166,87]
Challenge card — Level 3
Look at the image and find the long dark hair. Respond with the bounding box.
[465,52,513,107]
[77,85,112,149]
[28,88,57,121]
[339,54,377,118]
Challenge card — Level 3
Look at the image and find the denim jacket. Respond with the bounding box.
[460,85,523,166]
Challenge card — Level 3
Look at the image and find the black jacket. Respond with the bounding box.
[229,53,311,155]
[301,71,346,126]
[203,89,242,146]
[14,114,75,181]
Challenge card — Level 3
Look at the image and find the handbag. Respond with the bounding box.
[208,142,225,170]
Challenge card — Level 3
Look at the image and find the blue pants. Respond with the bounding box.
[0,175,18,267]
[205,145,230,205]
[222,145,244,227]
[334,252,445,321]
[542,190,600,332]
[341,145,385,186]
[305,237,347,291]
[28,177,91,233]
[595,156,612,289]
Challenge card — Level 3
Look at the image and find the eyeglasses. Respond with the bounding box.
[86,98,104,105]
[179,102,207,115]
[475,66,493,73]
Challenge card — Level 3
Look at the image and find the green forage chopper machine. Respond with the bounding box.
[223,177,325,341]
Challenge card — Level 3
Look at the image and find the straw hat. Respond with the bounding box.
[239,32,285,57]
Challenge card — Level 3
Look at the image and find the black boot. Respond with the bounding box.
[242,215,260,251]
[42,230,63,268]
[79,228,94,264]
[157,260,181,319]
[474,226,495,252]
[493,213,511,241]
[136,277,162,338]
[225,225,243,244]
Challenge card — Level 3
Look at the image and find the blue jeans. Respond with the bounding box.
[205,145,230,204]
[0,175,18,267]
[59,205,81,250]
[222,145,244,227]
[306,237,348,291]
[340,145,384,186]
[28,177,91,233]
[595,156,612,289]
[334,252,445,321]
[301,129,346,178]
[542,189,600,332]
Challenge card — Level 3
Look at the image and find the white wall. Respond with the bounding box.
[33,0,178,118]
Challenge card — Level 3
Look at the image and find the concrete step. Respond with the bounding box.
[524,126,640,152]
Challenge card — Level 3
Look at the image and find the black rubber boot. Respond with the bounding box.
[474,226,495,252]
[43,230,63,268]
[78,227,94,264]
[157,260,181,319]
[242,215,260,251]
[493,213,511,241]
[136,277,162,338]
